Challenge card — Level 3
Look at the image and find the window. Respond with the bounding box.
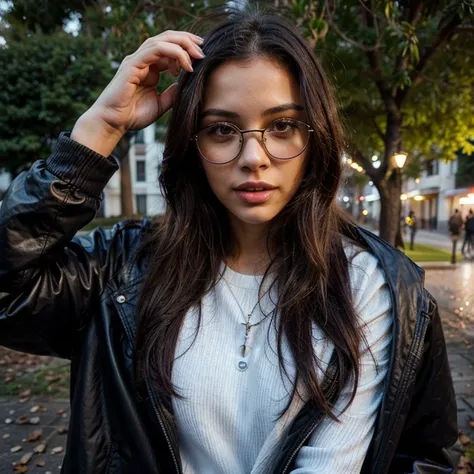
[136,195,147,216]
[450,159,458,175]
[426,159,439,176]
[136,161,146,182]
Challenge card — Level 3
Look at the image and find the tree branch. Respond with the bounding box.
[325,0,381,52]
[372,117,385,141]
[395,15,461,106]
[351,148,381,183]
[391,0,424,96]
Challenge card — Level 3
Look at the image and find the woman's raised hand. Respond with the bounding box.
[71,31,204,157]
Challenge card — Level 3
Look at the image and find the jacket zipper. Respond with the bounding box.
[113,294,181,474]
[280,413,323,474]
[373,294,430,473]
[145,375,181,474]
[280,375,338,474]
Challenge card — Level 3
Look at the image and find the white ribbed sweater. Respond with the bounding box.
[172,242,393,474]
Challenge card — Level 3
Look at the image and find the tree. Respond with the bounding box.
[0,32,114,176]
[276,0,474,244]
[3,0,216,217]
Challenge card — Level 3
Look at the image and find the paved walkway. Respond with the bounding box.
[1,264,473,472]
[425,263,474,471]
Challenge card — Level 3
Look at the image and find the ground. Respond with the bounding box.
[0,263,473,473]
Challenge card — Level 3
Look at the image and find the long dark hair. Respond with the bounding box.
[135,6,363,420]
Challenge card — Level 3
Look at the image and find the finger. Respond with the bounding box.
[156,30,204,45]
[134,42,196,72]
[142,32,205,61]
[168,59,179,77]
[157,83,178,116]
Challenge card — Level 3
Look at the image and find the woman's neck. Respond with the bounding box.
[226,219,272,275]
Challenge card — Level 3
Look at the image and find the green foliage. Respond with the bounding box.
[0,33,114,174]
[271,0,474,177]
[456,147,474,187]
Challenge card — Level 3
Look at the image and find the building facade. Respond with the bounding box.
[100,123,166,218]
[359,158,474,232]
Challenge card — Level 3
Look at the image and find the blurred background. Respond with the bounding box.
[0,1,473,472]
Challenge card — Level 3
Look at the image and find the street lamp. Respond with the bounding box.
[393,151,408,169]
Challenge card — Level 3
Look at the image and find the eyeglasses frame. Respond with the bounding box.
[192,118,314,165]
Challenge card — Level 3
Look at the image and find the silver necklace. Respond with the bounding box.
[222,277,272,357]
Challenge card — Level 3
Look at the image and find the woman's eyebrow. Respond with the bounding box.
[200,103,304,119]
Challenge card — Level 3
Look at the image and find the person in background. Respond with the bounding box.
[462,208,474,257]
[405,210,417,250]
[449,209,464,240]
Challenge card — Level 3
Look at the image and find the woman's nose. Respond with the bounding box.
[238,132,270,170]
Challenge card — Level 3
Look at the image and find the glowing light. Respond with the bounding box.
[373,161,381,169]
[400,194,408,201]
[460,196,474,205]
[415,178,420,184]
[414,195,424,201]
[362,210,369,216]
[343,196,350,203]
[393,152,408,169]
[372,155,378,162]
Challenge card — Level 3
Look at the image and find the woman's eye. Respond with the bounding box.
[209,124,235,136]
[269,120,297,133]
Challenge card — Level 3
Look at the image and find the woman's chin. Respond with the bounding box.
[229,206,281,226]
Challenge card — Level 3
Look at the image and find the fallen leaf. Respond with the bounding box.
[3,433,11,439]
[28,417,40,425]
[459,433,472,445]
[56,409,65,416]
[19,389,31,398]
[26,430,42,442]
[5,418,14,424]
[4,375,14,383]
[17,452,33,465]
[36,461,45,467]
[469,420,474,428]
[10,445,23,453]
[57,426,68,435]
[18,397,30,404]
[29,406,40,413]
[15,416,29,425]
[51,446,63,455]
[33,443,46,454]
[13,466,28,473]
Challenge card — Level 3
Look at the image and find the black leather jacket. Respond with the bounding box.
[0,134,457,474]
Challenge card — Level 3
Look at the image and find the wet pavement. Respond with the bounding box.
[0,398,68,473]
[425,262,474,452]
[0,264,473,472]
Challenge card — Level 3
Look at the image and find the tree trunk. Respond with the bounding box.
[377,168,402,246]
[120,151,134,219]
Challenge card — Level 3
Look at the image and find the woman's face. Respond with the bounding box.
[198,57,309,227]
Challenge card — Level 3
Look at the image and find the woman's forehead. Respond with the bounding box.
[201,57,302,119]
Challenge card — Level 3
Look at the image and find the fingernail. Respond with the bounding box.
[195,46,205,57]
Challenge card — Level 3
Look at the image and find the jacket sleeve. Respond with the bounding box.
[389,289,458,474]
[0,132,119,359]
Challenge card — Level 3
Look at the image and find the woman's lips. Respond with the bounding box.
[234,189,276,204]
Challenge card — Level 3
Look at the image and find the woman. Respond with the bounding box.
[0,8,456,474]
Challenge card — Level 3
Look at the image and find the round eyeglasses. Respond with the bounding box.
[192,118,314,164]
